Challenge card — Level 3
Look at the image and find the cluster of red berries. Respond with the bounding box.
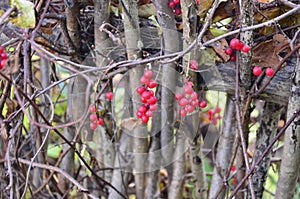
[225,38,251,62]
[136,69,158,123]
[189,59,198,70]
[208,106,222,125]
[168,0,181,15]
[175,81,207,117]
[0,46,8,69]
[252,66,274,77]
[89,91,113,130]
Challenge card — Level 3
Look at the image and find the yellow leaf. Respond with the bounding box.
[10,0,36,28]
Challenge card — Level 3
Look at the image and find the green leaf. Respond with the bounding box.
[148,15,162,35]
[47,144,62,159]
[10,0,36,28]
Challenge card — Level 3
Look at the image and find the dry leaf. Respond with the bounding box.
[204,31,230,62]
[252,34,291,68]
[121,117,142,131]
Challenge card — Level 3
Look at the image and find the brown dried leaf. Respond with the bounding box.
[252,34,291,68]
[121,117,142,131]
[204,31,230,62]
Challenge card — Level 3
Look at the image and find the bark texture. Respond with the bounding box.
[252,101,283,198]
[275,53,300,199]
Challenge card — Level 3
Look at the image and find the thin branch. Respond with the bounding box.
[17,158,99,199]
[229,106,300,198]
[0,7,15,25]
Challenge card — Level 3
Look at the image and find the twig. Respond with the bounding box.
[229,106,300,198]
[5,139,14,199]
[17,158,99,199]
[0,72,128,199]
[0,7,15,25]
[234,57,255,198]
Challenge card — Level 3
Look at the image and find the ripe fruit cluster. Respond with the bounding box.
[225,38,251,62]
[168,0,181,15]
[89,105,104,130]
[0,46,8,70]
[208,106,222,125]
[136,69,158,123]
[175,81,207,117]
[89,91,113,130]
[252,66,274,77]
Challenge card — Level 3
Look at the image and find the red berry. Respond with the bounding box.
[0,59,7,69]
[136,111,143,118]
[229,38,240,49]
[140,76,150,85]
[140,96,147,103]
[252,66,262,76]
[1,52,8,60]
[0,46,4,54]
[147,80,157,88]
[142,90,151,99]
[90,122,98,130]
[149,104,157,111]
[175,93,184,101]
[189,60,198,70]
[138,105,147,113]
[169,1,175,8]
[90,113,98,122]
[105,91,113,100]
[175,8,181,15]
[97,118,104,125]
[230,54,236,62]
[225,47,233,56]
[199,100,207,108]
[236,41,244,50]
[241,45,250,53]
[208,109,214,115]
[186,105,195,113]
[191,99,199,107]
[136,86,146,95]
[196,0,200,4]
[145,110,153,117]
[215,106,221,113]
[180,108,187,116]
[141,115,149,123]
[265,67,274,77]
[179,98,189,106]
[173,0,180,4]
[186,81,194,87]
[147,96,157,105]
[89,105,96,113]
[184,85,193,95]
[190,92,198,100]
[144,69,153,79]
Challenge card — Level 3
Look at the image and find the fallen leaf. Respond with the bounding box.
[204,31,230,62]
[10,0,36,28]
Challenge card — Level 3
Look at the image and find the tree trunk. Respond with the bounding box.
[209,95,236,199]
[275,52,300,199]
[252,101,283,198]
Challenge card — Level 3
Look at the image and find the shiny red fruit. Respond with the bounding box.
[140,76,150,85]
[147,96,157,105]
[229,38,240,49]
[173,0,180,4]
[175,93,184,101]
[145,110,153,117]
[241,45,250,53]
[136,86,146,95]
[90,122,98,130]
[169,1,175,8]
[90,113,98,122]
[208,109,214,115]
[190,92,198,100]
[1,52,8,59]
[105,91,113,100]
[97,118,104,125]
[189,59,198,70]
[180,108,187,116]
[144,69,153,79]
[225,47,233,56]
[184,85,193,95]
[89,105,96,113]
[252,66,262,76]
[149,104,157,111]
[215,106,221,113]
[179,98,189,106]
[230,54,236,62]
[0,46,4,54]
[147,80,157,88]
[175,8,181,15]
[265,67,274,77]
[141,115,149,123]
[138,105,147,113]
[199,100,207,108]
